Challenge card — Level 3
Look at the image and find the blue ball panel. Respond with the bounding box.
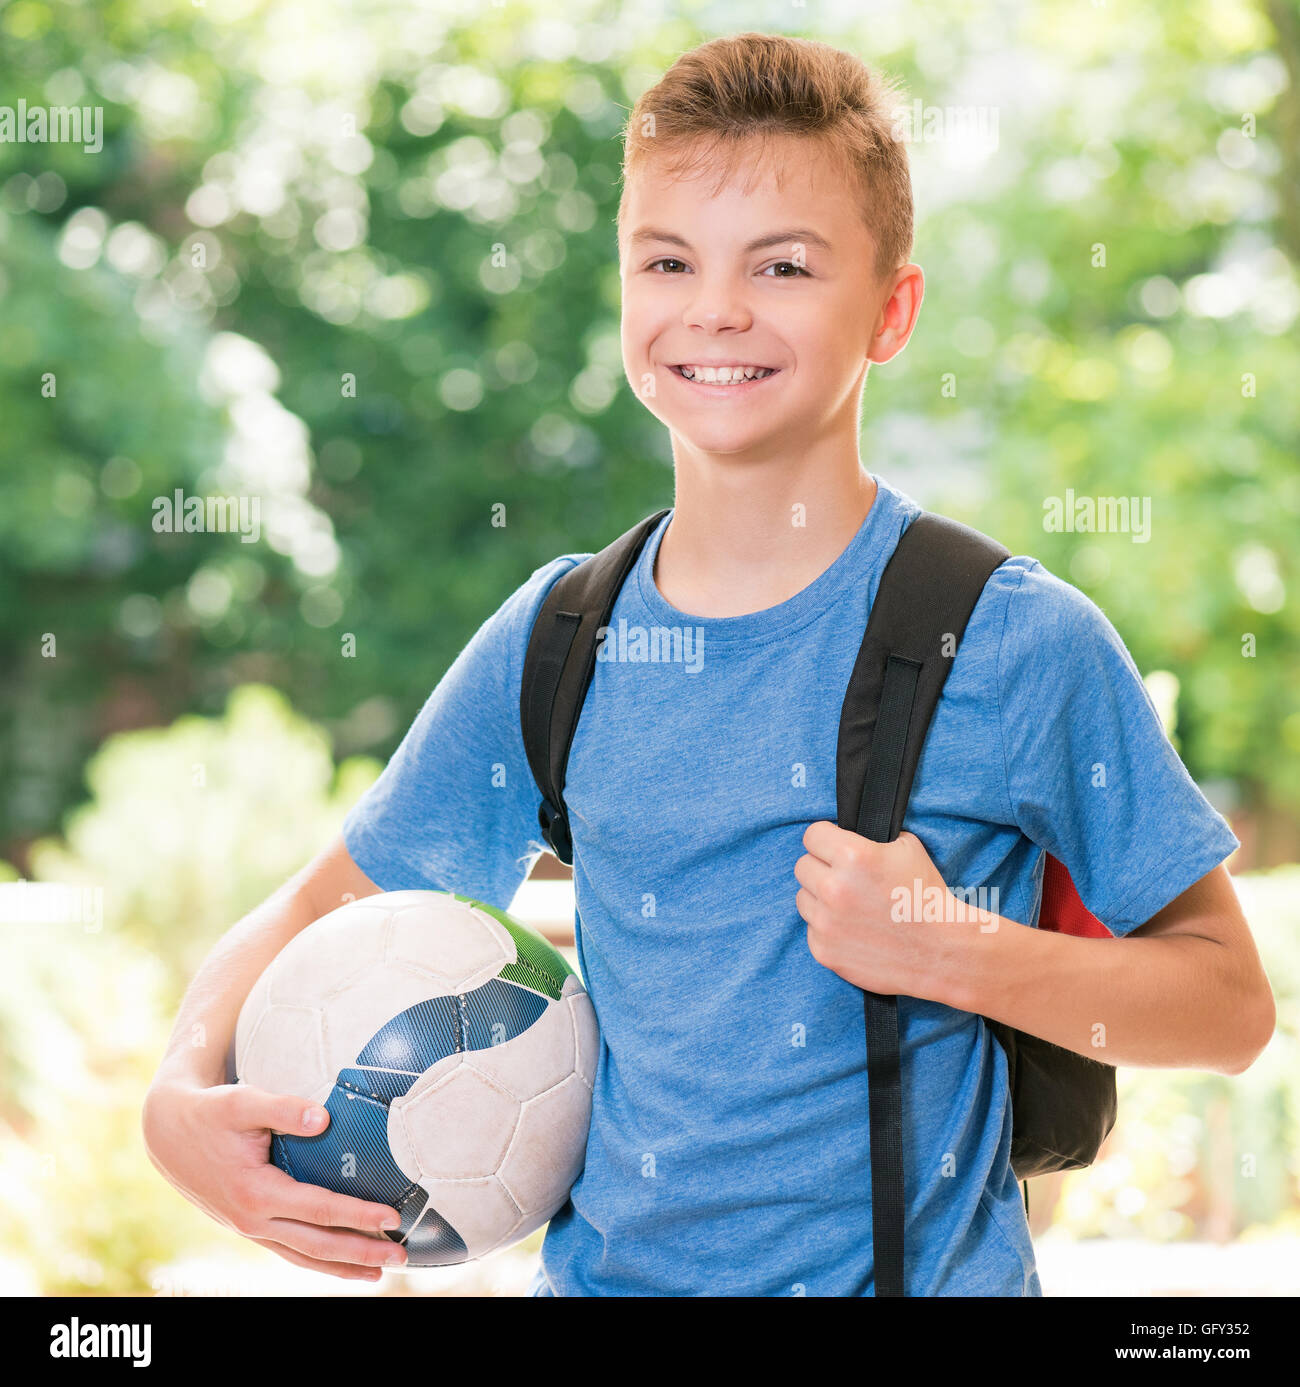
[273,1086,413,1207]
[355,993,462,1072]
[267,977,553,1265]
[461,976,550,1050]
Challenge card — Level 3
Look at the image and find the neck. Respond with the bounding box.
[654,445,878,619]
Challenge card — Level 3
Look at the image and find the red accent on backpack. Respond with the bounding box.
[1040,854,1112,938]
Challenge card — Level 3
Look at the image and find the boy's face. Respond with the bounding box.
[619,134,921,463]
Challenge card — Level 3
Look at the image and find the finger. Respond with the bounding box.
[792,851,834,899]
[795,886,823,929]
[252,1238,383,1283]
[257,1166,403,1236]
[220,1085,330,1138]
[802,819,849,863]
[263,1218,407,1268]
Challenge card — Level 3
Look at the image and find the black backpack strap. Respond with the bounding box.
[836,511,1010,1297]
[520,510,672,865]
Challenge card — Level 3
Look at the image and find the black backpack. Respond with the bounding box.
[519,507,1117,1297]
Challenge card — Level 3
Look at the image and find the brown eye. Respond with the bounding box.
[765,261,808,278]
[650,258,688,273]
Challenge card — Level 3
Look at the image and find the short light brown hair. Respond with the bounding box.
[618,32,913,279]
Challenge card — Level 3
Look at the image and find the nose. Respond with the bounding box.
[682,276,754,334]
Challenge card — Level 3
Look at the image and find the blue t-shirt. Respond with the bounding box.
[342,473,1239,1296]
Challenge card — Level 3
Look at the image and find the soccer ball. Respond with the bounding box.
[235,890,598,1266]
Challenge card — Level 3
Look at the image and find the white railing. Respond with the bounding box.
[508,876,576,948]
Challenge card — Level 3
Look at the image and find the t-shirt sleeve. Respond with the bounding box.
[995,559,1240,937]
[342,554,584,910]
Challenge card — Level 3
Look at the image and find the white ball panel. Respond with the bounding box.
[564,981,599,1089]
[235,966,273,1079]
[356,889,453,915]
[463,996,574,1100]
[265,903,390,1007]
[384,1051,461,1181]
[238,1003,331,1105]
[391,1064,520,1181]
[385,894,515,992]
[496,1073,593,1219]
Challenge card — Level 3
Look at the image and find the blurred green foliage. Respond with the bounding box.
[0,0,1297,858]
[28,684,380,985]
[0,686,381,1294]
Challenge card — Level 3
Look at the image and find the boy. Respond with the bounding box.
[144,33,1274,1296]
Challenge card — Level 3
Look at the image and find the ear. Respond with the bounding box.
[868,263,925,366]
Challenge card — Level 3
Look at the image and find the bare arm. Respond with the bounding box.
[142,834,411,1280]
[150,833,383,1091]
[946,863,1276,1074]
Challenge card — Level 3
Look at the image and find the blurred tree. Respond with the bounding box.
[0,686,380,1294]
[28,683,380,986]
[0,0,1296,861]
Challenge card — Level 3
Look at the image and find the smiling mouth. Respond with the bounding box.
[670,364,780,385]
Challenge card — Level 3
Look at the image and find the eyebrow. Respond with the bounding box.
[627,226,834,256]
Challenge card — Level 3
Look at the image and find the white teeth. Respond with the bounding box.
[679,365,775,384]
